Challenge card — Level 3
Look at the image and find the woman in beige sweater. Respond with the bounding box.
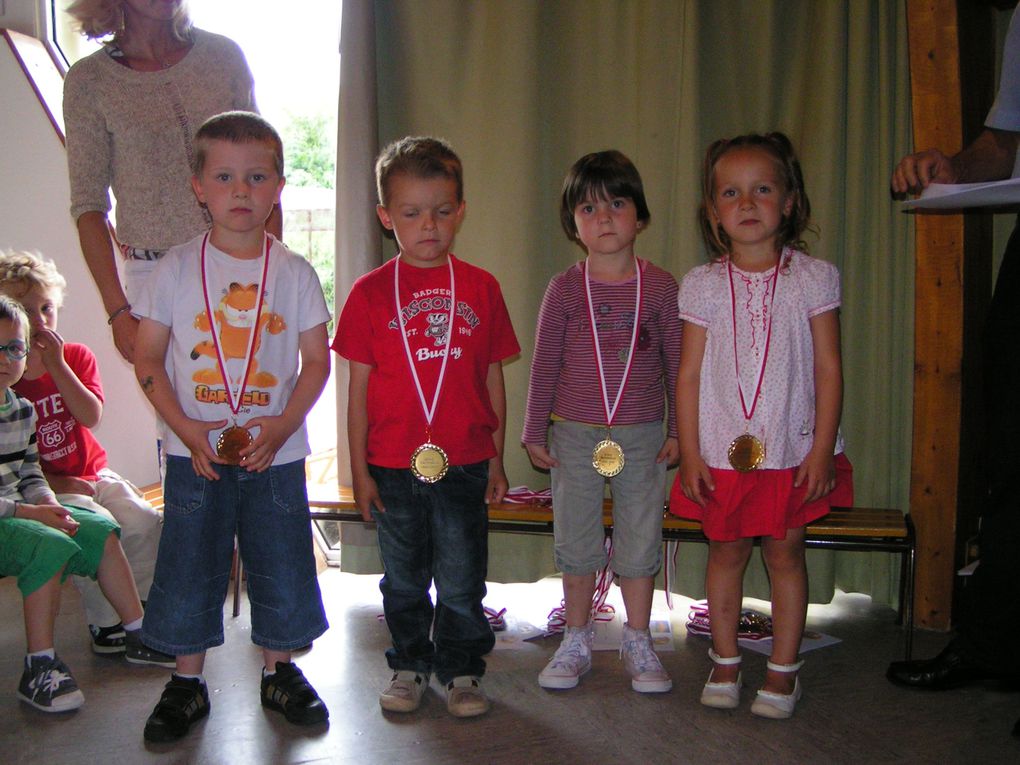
[63,0,277,362]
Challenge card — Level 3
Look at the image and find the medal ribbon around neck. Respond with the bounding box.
[727,255,781,429]
[200,232,271,418]
[584,258,643,429]
[394,256,456,438]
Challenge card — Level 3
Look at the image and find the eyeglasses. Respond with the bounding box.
[0,340,28,361]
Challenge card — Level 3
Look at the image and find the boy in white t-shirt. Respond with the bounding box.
[133,111,331,743]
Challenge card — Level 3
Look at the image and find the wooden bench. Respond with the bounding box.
[306,487,916,659]
[142,482,915,658]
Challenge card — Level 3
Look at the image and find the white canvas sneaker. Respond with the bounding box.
[619,622,672,693]
[538,624,594,689]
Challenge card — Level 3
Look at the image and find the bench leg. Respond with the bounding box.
[903,543,915,660]
[898,514,916,660]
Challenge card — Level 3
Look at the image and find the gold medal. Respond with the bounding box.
[217,425,253,465]
[410,442,449,483]
[592,439,625,477]
[728,433,765,472]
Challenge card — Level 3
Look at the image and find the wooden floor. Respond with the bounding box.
[0,569,1016,764]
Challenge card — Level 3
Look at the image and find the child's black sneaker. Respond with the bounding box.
[124,630,176,668]
[260,661,329,725]
[17,654,85,712]
[143,675,210,743]
[89,623,126,654]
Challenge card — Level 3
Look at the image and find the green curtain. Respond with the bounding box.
[338,0,914,604]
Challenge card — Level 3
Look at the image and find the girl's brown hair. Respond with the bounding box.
[560,150,650,248]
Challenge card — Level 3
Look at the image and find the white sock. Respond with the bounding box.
[123,617,144,632]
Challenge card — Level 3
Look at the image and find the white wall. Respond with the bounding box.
[0,2,42,37]
[0,33,160,486]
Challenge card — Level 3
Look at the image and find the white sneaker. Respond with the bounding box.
[538,625,593,689]
[445,676,490,717]
[620,623,672,693]
[379,670,429,713]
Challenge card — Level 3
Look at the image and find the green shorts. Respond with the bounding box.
[0,506,120,597]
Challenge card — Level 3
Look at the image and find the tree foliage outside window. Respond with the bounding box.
[284,113,336,190]
[282,111,337,329]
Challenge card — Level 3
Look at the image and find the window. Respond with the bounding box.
[50,0,342,460]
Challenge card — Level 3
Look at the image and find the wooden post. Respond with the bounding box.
[905,0,963,631]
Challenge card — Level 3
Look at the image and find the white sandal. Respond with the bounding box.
[700,648,742,709]
[750,659,804,719]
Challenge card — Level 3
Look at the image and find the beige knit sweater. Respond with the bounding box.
[63,29,256,251]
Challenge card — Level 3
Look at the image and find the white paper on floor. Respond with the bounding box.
[591,610,674,652]
[491,614,545,650]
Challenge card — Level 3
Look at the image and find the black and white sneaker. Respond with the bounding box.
[17,654,85,712]
[89,623,126,654]
[124,630,176,668]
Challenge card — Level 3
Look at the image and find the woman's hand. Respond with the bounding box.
[110,311,140,363]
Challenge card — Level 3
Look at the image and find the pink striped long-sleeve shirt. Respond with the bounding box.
[522,259,682,444]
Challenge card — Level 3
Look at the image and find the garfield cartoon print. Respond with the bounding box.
[191,282,286,388]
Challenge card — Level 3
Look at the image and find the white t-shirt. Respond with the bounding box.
[135,233,330,465]
[678,248,845,470]
[986,7,1020,175]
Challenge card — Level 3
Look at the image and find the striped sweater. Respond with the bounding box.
[0,390,57,518]
[523,259,682,444]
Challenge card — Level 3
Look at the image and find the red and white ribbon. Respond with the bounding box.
[727,254,781,428]
[200,232,270,418]
[394,256,455,439]
[584,258,643,429]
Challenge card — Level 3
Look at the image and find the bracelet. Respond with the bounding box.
[107,304,132,324]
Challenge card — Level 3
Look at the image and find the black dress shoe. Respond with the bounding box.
[886,645,986,690]
[1012,715,1020,740]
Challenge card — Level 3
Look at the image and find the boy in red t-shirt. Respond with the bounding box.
[333,136,519,718]
[0,250,166,664]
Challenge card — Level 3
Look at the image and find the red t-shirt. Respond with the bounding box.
[333,255,519,468]
[14,343,109,480]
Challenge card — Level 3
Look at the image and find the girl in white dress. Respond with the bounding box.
[671,132,852,719]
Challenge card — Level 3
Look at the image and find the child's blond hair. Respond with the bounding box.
[0,250,67,306]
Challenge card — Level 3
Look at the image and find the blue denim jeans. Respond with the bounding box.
[369,462,495,684]
[143,457,328,655]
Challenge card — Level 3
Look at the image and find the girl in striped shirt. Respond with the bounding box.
[523,151,681,694]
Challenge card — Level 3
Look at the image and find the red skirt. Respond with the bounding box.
[668,453,854,542]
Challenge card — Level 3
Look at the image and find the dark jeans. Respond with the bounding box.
[369,462,495,684]
[954,217,1020,673]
